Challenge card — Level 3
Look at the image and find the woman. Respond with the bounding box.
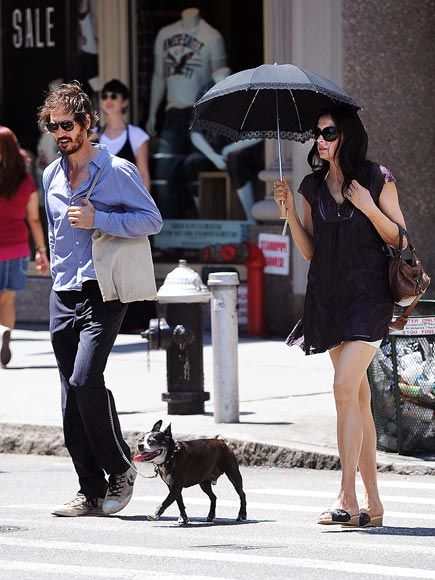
[274,106,406,528]
[97,79,151,190]
[0,126,49,367]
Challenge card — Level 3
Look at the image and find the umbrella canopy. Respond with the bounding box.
[191,63,360,143]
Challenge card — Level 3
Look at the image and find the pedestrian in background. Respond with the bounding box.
[274,105,406,528]
[38,81,162,517]
[96,79,151,190]
[0,126,49,367]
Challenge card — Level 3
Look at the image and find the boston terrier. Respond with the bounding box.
[134,420,247,524]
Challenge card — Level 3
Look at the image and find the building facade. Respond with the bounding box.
[1,0,434,335]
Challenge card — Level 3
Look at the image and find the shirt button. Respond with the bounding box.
[79,260,83,264]
[75,241,79,245]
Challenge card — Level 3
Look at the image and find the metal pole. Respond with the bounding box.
[208,272,240,423]
[276,90,287,233]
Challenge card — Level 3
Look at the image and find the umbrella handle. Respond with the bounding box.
[275,89,287,224]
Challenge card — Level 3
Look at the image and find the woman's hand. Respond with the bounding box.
[345,180,377,215]
[273,179,295,212]
[35,250,50,275]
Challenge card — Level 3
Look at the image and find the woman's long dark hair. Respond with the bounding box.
[0,126,26,200]
[308,106,371,193]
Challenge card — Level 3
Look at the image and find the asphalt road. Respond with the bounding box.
[0,454,434,579]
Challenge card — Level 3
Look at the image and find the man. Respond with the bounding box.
[39,81,163,517]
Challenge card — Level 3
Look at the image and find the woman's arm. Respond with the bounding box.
[26,190,50,274]
[346,180,406,249]
[274,179,315,262]
[135,141,151,191]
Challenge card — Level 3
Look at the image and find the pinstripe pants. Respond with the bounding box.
[49,280,130,499]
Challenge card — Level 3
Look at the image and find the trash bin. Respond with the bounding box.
[368,300,435,454]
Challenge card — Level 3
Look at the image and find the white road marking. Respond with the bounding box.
[1,517,434,556]
[0,560,230,580]
[134,496,435,521]
[246,488,435,505]
[1,496,434,521]
[0,538,434,579]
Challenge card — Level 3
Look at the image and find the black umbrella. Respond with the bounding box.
[192,63,360,189]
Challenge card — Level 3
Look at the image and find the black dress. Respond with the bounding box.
[286,163,395,355]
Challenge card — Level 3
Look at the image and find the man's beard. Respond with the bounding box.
[57,131,86,156]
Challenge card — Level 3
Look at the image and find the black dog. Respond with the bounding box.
[134,420,247,524]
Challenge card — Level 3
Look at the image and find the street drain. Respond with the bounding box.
[0,526,27,534]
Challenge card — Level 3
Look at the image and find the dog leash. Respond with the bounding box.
[105,389,158,480]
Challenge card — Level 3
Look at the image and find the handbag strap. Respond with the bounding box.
[386,224,416,260]
[396,223,415,254]
[85,156,111,201]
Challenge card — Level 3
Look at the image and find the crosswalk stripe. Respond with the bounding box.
[246,488,435,505]
[1,496,433,521]
[0,537,434,579]
[1,517,434,556]
[0,560,229,580]
[364,480,435,491]
[134,496,435,521]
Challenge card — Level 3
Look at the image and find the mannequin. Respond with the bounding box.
[146,8,226,154]
[186,68,263,222]
[77,0,99,97]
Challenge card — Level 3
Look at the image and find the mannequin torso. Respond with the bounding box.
[146,8,226,136]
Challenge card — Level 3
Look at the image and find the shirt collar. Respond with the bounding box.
[60,143,110,173]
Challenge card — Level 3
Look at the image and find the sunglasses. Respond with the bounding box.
[313,126,340,142]
[101,91,121,100]
[46,120,75,133]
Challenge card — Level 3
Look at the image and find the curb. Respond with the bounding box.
[1,423,434,476]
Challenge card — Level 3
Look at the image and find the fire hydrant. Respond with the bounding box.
[142,260,211,414]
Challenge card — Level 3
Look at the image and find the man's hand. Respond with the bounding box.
[67,198,95,229]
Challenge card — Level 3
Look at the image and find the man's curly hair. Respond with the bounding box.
[38,80,99,137]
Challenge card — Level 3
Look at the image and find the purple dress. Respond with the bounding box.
[286,163,395,355]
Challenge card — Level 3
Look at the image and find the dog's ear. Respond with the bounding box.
[151,420,163,432]
[163,423,172,438]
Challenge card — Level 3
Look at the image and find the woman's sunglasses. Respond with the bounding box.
[46,120,75,133]
[313,126,340,142]
[101,91,121,100]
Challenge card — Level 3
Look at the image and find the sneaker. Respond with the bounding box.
[51,494,104,517]
[0,327,11,367]
[102,465,137,515]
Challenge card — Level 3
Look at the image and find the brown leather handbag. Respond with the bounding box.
[388,224,430,331]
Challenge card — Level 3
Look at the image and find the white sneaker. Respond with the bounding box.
[102,466,137,515]
[52,494,104,517]
[0,326,11,367]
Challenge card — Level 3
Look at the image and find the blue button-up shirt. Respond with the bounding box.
[43,144,163,291]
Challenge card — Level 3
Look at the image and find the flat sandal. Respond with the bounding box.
[359,511,384,527]
[317,508,359,526]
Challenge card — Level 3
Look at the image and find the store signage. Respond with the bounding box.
[155,220,250,249]
[11,7,55,48]
[390,316,435,336]
[1,0,68,150]
[258,233,290,275]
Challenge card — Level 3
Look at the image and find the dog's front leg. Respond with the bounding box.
[176,493,189,525]
[147,486,182,521]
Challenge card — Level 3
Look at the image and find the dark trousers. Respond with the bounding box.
[49,281,130,499]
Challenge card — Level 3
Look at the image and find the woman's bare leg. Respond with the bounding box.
[326,341,377,517]
[0,290,16,329]
[357,373,384,517]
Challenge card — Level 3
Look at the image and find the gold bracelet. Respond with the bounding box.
[36,247,47,252]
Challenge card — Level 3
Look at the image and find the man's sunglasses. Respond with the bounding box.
[313,126,340,142]
[101,91,121,100]
[46,120,75,133]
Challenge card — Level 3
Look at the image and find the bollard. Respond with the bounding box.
[208,272,240,423]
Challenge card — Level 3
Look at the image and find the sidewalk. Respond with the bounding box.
[1,328,434,475]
